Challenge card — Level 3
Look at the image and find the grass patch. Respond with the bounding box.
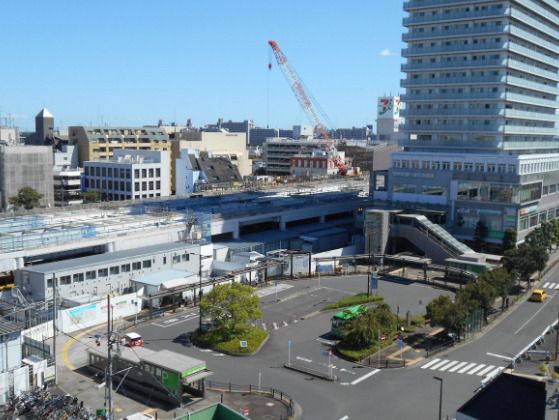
[321,293,384,311]
[336,333,397,361]
[193,327,268,355]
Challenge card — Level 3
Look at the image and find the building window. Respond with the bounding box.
[132,262,141,270]
[98,268,108,277]
[142,169,147,177]
[86,271,96,280]
[149,168,154,177]
[156,168,161,177]
[173,255,181,263]
[182,254,189,261]
[156,181,161,189]
[110,266,120,275]
[135,169,140,178]
[142,260,152,269]
[73,273,84,282]
[121,264,131,272]
[60,275,72,285]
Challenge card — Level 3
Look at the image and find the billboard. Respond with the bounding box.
[377,96,401,119]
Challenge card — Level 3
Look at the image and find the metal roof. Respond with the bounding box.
[142,349,206,374]
[23,242,199,274]
[133,269,196,287]
[0,319,22,335]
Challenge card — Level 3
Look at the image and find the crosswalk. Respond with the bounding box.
[420,358,505,377]
[541,282,559,290]
[253,319,299,331]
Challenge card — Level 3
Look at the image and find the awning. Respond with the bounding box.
[182,369,213,384]
[162,275,198,290]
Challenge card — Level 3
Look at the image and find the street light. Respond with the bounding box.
[433,376,443,420]
[189,252,212,331]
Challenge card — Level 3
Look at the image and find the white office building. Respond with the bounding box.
[84,149,170,201]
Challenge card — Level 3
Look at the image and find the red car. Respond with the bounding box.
[123,332,144,347]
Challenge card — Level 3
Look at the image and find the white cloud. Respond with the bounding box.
[379,49,393,57]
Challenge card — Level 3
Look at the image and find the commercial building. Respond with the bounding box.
[53,168,83,206]
[0,127,20,146]
[175,149,242,195]
[83,149,171,200]
[375,0,559,243]
[263,138,323,175]
[290,150,349,177]
[0,145,54,211]
[376,96,403,144]
[69,125,170,166]
[15,242,206,302]
[171,130,251,192]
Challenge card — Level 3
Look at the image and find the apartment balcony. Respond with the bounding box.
[403,24,505,42]
[403,108,502,117]
[402,42,505,57]
[541,0,559,15]
[507,59,559,82]
[404,7,508,26]
[402,57,505,72]
[404,0,492,12]
[508,42,559,69]
[510,8,559,41]
[504,109,559,122]
[403,122,503,133]
[503,125,559,136]
[517,0,559,28]
[401,75,503,88]
[402,137,502,151]
[510,25,559,54]
[506,76,559,96]
[506,92,559,109]
[503,140,559,151]
[401,91,503,102]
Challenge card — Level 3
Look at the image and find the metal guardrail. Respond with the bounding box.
[362,358,406,369]
[206,380,294,416]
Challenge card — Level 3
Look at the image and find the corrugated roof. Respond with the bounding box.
[0,319,22,335]
[23,242,199,274]
[144,349,206,373]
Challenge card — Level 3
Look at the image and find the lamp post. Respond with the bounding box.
[189,252,211,331]
[434,376,443,420]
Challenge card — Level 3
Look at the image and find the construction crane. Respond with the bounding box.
[268,40,347,175]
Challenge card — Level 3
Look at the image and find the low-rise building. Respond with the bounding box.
[290,151,349,177]
[15,242,209,302]
[53,167,83,206]
[84,149,170,200]
[263,138,323,175]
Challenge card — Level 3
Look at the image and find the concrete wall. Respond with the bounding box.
[0,332,22,373]
[0,146,54,210]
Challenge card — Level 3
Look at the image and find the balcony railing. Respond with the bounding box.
[402,42,505,57]
[510,26,559,55]
[404,0,491,11]
[401,75,504,87]
[507,59,559,82]
[510,8,559,41]
[506,92,559,109]
[403,24,505,41]
[404,7,508,26]
[503,140,559,150]
[507,75,559,96]
[402,58,505,72]
[401,91,504,102]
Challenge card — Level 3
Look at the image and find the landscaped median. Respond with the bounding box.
[193,327,268,355]
[320,293,384,311]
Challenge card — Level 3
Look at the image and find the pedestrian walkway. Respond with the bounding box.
[540,282,559,291]
[420,358,505,377]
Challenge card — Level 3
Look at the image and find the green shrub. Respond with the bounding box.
[410,315,426,327]
[193,327,267,355]
[321,293,383,311]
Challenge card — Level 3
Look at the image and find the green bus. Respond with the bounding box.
[330,305,368,338]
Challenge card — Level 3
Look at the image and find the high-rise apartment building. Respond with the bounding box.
[374,0,559,244]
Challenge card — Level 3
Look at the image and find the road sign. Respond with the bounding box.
[239,340,248,348]
[371,273,378,291]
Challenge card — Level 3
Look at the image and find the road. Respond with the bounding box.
[65,271,559,419]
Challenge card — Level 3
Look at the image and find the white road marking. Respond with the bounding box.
[458,362,477,374]
[152,312,198,328]
[212,353,225,357]
[296,356,312,363]
[477,365,496,376]
[273,322,279,330]
[486,352,514,361]
[554,284,559,290]
[448,361,468,373]
[514,295,554,334]
[261,323,267,331]
[255,283,293,297]
[487,366,505,377]
[467,364,486,375]
[430,360,452,370]
[339,416,349,420]
[350,369,380,385]
[340,382,350,386]
[421,358,441,369]
[283,321,289,327]
[339,368,356,375]
[543,282,550,288]
[438,360,459,372]
[293,319,298,323]
[199,349,212,353]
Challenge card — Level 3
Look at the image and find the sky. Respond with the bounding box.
[1,1,405,131]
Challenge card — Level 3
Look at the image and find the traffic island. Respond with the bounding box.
[284,362,337,381]
[192,327,269,356]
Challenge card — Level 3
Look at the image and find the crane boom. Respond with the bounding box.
[268,40,331,141]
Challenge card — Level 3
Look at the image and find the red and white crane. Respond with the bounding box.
[268,39,347,175]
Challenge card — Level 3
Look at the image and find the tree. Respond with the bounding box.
[9,187,43,210]
[371,303,397,332]
[457,278,497,321]
[425,295,467,335]
[503,243,539,285]
[200,282,262,335]
[83,191,101,203]
[473,220,489,251]
[342,310,379,349]
[502,229,517,252]
[531,246,549,279]
[481,268,514,309]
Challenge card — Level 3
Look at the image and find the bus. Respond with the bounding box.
[330,305,368,338]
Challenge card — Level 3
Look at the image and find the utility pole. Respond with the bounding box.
[555,308,559,361]
[199,253,203,332]
[52,273,57,385]
[105,294,113,420]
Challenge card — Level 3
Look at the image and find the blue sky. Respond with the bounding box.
[1,1,405,131]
